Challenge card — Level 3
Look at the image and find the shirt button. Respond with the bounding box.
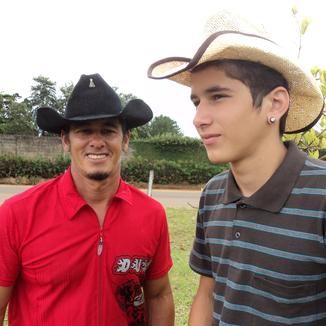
[235,231,241,239]
[239,204,247,208]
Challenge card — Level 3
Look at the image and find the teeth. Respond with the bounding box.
[87,154,107,160]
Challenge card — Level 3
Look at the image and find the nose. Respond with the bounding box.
[89,132,105,148]
[193,102,212,130]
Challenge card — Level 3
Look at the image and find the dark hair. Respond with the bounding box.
[61,118,129,135]
[192,59,289,135]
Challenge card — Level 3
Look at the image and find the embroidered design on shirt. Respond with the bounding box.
[113,256,152,275]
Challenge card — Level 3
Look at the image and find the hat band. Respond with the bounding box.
[148,30,278,79]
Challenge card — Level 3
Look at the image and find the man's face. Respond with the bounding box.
[191,66,269,165]
[61,118,129,182]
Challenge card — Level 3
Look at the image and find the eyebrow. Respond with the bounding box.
[190,86,231,101]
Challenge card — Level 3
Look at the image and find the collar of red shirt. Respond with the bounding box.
[57,167,133,220]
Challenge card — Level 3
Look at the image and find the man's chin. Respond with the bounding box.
[86,172,110,181]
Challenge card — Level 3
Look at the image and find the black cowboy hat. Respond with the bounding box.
[36,73,153,134]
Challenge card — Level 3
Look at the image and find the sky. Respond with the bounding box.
[1,0,325,137]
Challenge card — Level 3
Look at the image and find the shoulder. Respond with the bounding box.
[300,157,326,183]
[204,169,229,192]
[123,182,165,212]
[1,176,61,211]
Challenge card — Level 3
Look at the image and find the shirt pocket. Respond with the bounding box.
[250,274,320,325]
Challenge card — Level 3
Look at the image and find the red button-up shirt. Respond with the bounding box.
[0,169,173,325]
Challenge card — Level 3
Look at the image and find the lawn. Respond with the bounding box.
[167,208,199,325]
[3,208,199,326]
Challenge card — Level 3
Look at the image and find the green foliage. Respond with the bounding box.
[113,86,136,106]
[0,94,34,134]
[0,155,70,179]
[132,115,183,139]
[0,155,226,185]
[285,10,325,159]
[131,135,209,162]
[29,76,58,109]
[122,158,226,184]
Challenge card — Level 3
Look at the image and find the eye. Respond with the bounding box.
[102,128,117,135]
[212,94,226,101]
[76,128,92,134]
[191,100,200,108]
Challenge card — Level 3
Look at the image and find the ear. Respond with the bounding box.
[122,130,130,153]
[61,130,71,153]
[263,86,290,121]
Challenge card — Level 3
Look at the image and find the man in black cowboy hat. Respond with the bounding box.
[0,73,175,325]
[148,10,325,326]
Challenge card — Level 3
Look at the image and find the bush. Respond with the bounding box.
[0,155,70,179]
[0,155,227,185]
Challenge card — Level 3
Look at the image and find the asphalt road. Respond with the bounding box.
[0,184,201,209]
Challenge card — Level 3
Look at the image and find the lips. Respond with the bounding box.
[201,134,221,145]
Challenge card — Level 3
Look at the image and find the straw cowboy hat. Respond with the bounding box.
[36,73,153,134]
[148,10,324,133]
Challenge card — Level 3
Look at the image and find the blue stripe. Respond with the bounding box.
[305,160,326,169]
[214,276,326,304]
[202,189,225,195]
[189,263,213,277]
[281,207,324,218]
[203,220,324,244]
[199,203,236,214]
[191,249,326,281]
[214,295,326,324]
[301,170,326,176]
[201,238,326,263]
[210,173,228,181]
[292,187,326,196]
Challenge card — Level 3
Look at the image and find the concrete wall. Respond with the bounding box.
[0,135,63,158]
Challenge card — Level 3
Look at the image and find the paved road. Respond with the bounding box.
[0,184,201,209]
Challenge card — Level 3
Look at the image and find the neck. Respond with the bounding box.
[71,169,120,206]
[230,139,287,197]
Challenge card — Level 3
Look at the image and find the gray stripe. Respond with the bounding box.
[292,187,326,196]
[191,249,326,281]
[214,295,326,324]
[281,207,324,218]
[203,220,324,243]
[214,276,326,304]
[202,238,326,263]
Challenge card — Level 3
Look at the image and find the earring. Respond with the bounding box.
[267,116,276,125]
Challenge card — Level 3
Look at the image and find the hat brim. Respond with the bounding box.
[36,99,153,134]
[148,31,324,133]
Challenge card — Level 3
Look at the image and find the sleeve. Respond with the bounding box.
[0,201,21,286]
[146,205,173,280]
[189,194,213,277]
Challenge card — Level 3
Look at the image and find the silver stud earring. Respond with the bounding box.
[268,116,276,125]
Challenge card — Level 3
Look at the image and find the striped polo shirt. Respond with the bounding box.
[189,141,326,325]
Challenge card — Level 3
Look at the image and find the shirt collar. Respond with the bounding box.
[222,141,307,212]
[58,168,133,220]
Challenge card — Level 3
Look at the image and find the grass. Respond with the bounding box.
[4,208,199,326]
[167,207,199,325]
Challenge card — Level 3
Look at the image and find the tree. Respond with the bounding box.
[148,115,182,137]
[0,93,34,134]
[29,76,58,109]
[113,87,136,107]
[57,82,74,115]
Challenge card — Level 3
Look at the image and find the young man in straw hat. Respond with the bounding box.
[0,73,175,325]
[148,10,325,326]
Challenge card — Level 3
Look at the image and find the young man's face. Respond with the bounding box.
[61,118,129,182]
[191,66,269,165]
